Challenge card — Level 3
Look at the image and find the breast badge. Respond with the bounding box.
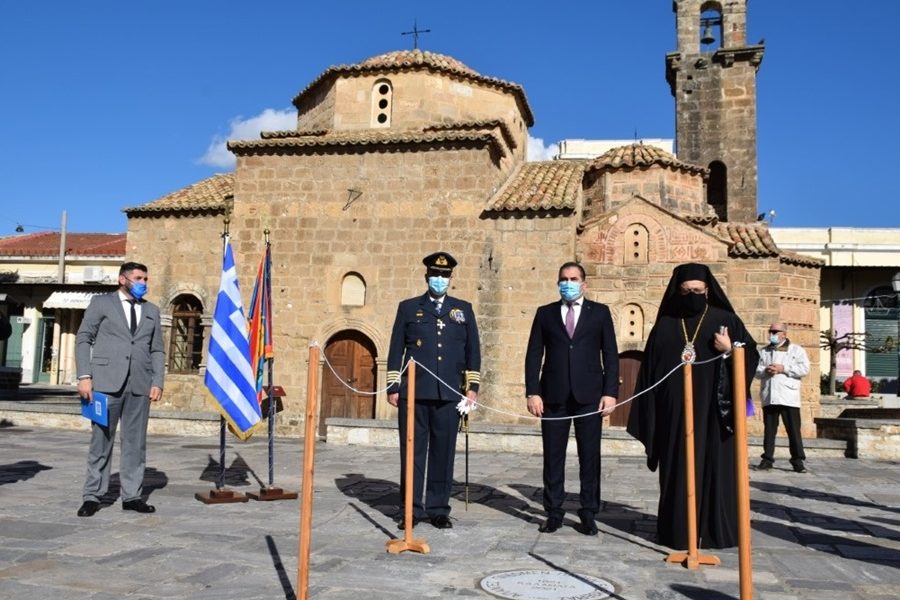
[449,308,465,324]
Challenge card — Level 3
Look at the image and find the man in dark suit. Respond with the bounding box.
[387,251,480,530]
[525,261,619,535]
[75,261,165,517]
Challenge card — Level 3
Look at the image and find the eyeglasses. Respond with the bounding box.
[678,288,707,295]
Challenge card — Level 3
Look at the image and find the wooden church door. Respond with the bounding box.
[609,351,643,427]
[320,330,377,436]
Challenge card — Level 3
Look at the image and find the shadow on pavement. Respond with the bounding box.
[0,460,53,485]
[751,480,900,515]
[265,534,296,600]
[99,467,169,505]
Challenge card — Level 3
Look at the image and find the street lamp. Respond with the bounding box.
[893,271,900,397]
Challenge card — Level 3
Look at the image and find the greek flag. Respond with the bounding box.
[204,238,261,439]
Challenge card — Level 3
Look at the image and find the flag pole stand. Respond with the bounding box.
[386,361,430,555]
[195,416,250,504]
[248,383,297,501]
[666,362,719,569]
[196,219,248,505]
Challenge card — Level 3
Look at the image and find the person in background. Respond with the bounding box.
[842,370,872,399]
[755,322,811,473]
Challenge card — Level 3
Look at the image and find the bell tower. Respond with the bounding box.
[666,0,765,223]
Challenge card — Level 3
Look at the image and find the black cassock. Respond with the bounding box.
[627,305,758,549]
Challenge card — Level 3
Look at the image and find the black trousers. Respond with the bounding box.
[761,405,806,464]
[398,398,460,519]
[540,396,602,519]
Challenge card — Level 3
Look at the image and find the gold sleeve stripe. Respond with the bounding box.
[386,370,401,384]
[465,371,481,385]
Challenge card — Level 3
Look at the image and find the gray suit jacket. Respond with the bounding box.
[75,291,165,395]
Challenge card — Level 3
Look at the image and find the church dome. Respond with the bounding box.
[357,49,479,77]
[585,142,707,176]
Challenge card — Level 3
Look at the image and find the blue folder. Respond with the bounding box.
[81,392,109,426]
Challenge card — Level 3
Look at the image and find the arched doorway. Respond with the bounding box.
[321,330,377,435]
[610,351,643,427]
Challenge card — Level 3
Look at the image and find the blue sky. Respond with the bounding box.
[2,1,898,234]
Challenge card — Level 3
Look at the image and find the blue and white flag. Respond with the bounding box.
[204,238,261,439]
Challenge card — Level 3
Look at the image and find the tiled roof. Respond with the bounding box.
[485,160,586,212]
[585,143,707,176]
[0,232,126,257]
[715,222,823,267]
[423,120,518,150]
[292,49,535,126]
[124,173,233,215]
[229,128,507,157]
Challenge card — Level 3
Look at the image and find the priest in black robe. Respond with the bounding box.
[627,263,759,549]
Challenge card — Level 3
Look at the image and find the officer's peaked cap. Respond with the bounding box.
[423,251,457,272]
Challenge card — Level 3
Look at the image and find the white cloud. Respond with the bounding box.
[526,134,558,162]
[198,108,296,168]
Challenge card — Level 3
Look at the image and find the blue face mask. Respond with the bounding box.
[428,276,449,296]
[559,281,583,302]
[769,334,781,345]
[128,280,148,300]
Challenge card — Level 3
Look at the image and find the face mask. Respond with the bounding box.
[128,280,148,300]
[427,276,449,296]
[678,293,707,316]
[558,281,583,303]
[769,334,781,345]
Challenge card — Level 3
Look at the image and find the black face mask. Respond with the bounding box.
[678,293,707,317]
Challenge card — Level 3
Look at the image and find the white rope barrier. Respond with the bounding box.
[313,338,731,423]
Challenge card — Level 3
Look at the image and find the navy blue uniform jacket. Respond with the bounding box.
[387,293,481,401]
[525,299,619,405]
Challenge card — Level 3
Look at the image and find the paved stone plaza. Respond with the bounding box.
[1,424,898,599]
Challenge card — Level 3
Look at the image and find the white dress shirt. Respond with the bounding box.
[560,296,583,328]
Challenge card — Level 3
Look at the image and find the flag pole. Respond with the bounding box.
[196,216,248,504]
[249,230,296,501]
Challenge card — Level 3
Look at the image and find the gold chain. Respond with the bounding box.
[680,304,709,345]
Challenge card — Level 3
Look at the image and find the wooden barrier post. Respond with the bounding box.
[667,361,720,569]
[297,343,320,600]
[386,361,430,555]
[731,346,754,599]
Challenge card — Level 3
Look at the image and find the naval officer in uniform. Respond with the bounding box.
[387,251,481,529]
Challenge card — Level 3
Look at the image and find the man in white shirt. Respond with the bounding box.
[755,322,810,473]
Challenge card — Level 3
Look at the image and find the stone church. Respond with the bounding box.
[124,0,822,437]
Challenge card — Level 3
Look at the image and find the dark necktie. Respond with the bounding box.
[565,302,575,338]
[129,300,137,335]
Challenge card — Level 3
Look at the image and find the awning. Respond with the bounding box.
[43,291,104,310]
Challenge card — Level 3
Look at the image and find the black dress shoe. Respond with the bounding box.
[431,515,453,529]
[539,517,563,533]
[578,514,598,536]
[77,500,100,517]
[122,499,155,513]
[757,459,774,470]
[397,516,421,530]
[792,461,807,473]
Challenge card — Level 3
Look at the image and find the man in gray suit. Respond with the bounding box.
[76,262,165,517]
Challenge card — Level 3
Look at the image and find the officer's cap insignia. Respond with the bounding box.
[422,251,458,272]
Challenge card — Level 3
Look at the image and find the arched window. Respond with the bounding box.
[624,223,649,264]
[168,294,204,373]
[700,3,723,53]
[371,79,392,128]
[620,303,645,342]
[707,160,727,221]
[341,273,366,306]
